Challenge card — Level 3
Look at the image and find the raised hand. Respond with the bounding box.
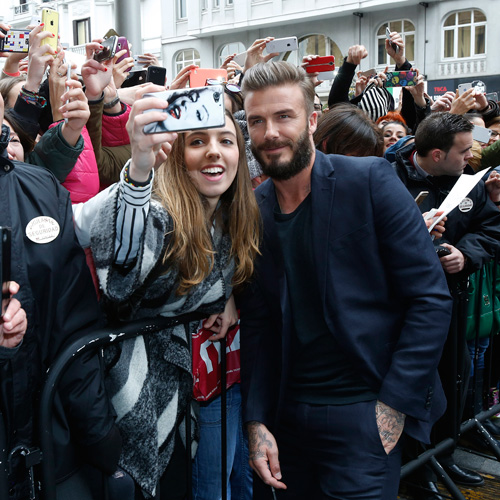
[126,84,178,182]
[243,37,279,73]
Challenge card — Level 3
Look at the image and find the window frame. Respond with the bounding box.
[73,18,91,46]
[218,42,245,67]
[177,0,187,20]
[175,48,201,76]
[442,9,486,60]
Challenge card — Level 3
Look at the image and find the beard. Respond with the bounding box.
[251,128,313,181]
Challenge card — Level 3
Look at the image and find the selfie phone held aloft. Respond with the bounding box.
[233,51,247,67]
[189,68,227,88]
[264,36,298,54]
[41,8,59,52]
[0,29,30,53]
[360,68,377,79]
[94,36,118,63]
[143,85,225,134]
[414,191,429,206]
[146,66,167,85]
[0,227,11,318]
[384,71,418,88]
[116,37,131,69]
[457,83,472,96]
[472,125,492,144]
[305,56,335,74]
[386,27,399,54]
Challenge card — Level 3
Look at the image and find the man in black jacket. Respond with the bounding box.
[393,112,500,498]
[0,94,121,499]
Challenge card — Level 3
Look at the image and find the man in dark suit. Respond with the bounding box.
[238,61,452,499]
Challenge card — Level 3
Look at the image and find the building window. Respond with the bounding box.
[214,0,220,8]
[376,20,415,66]
[178,0,187,19]
[226,0,233,5]
[219,42,245,66]
[175,49,201,75]
[73,18,91,46]
[201,0,208,10]
[443,9,486,59]
[283,34,342,70]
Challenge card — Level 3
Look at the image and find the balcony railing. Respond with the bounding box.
[438,58,486,77]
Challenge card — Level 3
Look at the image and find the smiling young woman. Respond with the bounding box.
[84,85,261,499]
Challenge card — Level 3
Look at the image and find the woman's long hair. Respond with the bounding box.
[154,111,261,295]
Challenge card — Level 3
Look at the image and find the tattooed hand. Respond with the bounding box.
[247,421,287,490]
[375,401,405,455]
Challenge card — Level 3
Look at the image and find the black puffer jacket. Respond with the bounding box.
[392,142,500,279]
[0,131,120,499]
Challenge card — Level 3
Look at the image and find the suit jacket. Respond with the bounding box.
[238,150,453,443]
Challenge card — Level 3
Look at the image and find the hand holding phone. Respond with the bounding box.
[93,36,118,63]
[384,71,418,88]
[385,28,400,55]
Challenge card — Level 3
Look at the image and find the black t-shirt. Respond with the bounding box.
[275,194,376,405]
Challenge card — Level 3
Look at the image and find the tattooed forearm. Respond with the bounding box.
[375,400,406,451]
[248,421,273,460]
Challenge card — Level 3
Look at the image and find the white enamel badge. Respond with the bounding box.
[458,198,473,213]
[26,216,60,244]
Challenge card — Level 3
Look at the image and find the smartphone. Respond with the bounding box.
[386,27,399,54]
[457,83,472,96]
[143,85,225,134]
[129,55,148,73]
[0,29,30,53]
[305,56,335,74]
[384,71,418,88]
[414,191,429,206]
[436,246,452,258]
[472,125,492,144]
[93,36,118,63]
[122,70,146,87]
[264,36,298,54]
[485,92,498,103]
[0,227,11,318]
[233,51,246,67]
[189,68,227,88]
[115,37,131,70]
[146,66,167,85]
[41,8,59,53]
[360,68,377,79]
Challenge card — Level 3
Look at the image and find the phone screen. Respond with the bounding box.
[143,86,226,134]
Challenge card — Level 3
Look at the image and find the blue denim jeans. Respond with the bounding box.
[192,384,253,500]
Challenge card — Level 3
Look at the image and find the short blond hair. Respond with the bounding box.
[242,61,315,116]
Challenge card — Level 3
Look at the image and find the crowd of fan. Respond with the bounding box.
[1,20,500,500]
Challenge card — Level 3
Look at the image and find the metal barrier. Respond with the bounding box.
[39,313,203,500]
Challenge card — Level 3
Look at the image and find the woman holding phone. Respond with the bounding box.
[85,84,260,500]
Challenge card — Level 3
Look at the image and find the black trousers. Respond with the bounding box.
[253,400,402,500]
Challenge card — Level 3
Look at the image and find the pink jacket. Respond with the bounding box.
[48,122,100,204]
[102,103,131,147]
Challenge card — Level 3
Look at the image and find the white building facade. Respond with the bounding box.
[2,0,499,99]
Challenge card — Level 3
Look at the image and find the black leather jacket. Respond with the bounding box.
[0,140,120,498]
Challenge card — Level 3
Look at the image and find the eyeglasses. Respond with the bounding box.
[490,130,499,137]
[314,104,323,111]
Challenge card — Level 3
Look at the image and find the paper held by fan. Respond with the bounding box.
[424,168,490,233]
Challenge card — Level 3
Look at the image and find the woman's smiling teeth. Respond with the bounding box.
[201,167,224,176]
